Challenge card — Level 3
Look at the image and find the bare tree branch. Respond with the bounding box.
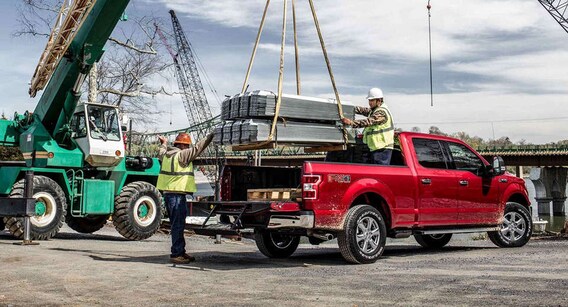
[108,37,157,55]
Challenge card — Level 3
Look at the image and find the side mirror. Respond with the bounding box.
[492,156,506,176]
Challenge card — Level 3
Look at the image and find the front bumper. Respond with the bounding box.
[267,211,314,229]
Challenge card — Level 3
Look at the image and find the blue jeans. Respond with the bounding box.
[371,149,392,165]
[164,193,188,257]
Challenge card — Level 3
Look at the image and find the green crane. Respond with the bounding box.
[0,0,164,240]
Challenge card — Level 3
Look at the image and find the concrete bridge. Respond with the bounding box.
[195,144,568,217]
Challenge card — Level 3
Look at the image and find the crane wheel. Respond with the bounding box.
[112,181,164,241]
[4,176,67,240]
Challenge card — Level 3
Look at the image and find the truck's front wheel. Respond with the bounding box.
[488,202,532,248]
[4,176,67,240]
[338,205,387,264]
[254,230,300,258]
[66,215,109,234]
[112,182,164,240]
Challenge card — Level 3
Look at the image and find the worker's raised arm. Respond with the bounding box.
[177,133,215,167]
[354,106,372,117]
[158,135,169,160]
[350,109,387,128]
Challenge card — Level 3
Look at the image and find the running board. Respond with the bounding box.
[417,227,499,235]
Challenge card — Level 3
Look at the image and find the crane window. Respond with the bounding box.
[70,112,87,138]
[87,105,121,141]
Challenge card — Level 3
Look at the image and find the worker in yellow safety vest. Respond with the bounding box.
[342,87,395,165]
[157,132,214,264]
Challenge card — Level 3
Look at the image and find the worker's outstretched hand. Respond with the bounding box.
[341,117,353,126]
[158,135,167,145]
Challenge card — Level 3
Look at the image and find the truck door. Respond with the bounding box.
[444,141,501,225]
[412,138,459,226]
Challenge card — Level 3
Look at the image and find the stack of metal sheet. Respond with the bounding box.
[221,91,355,122]
[214,119,353,146]
[217,91,356,148]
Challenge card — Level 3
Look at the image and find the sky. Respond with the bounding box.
[1,0,567,144]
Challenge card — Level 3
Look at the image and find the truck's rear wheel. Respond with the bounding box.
[66,215,109,234]
[254,229,300,258]
[338,205,387,264]
[4,176,67,240]
[112,181,164,240]
[414,233,452,249]
[488,202,532,248]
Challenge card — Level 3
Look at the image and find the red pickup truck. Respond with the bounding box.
[191,132,532,264]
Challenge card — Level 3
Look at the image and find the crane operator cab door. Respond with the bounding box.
[69,103,125,167]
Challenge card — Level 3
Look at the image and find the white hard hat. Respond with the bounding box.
[366,87,384,100]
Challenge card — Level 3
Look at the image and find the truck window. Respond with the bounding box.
[412,138,447,169]
[446,141,484,174]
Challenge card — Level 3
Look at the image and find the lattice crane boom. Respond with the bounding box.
[539,0,568,34]
[167,10,214,142]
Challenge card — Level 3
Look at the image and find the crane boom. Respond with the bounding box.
[539,0,568,34]
[31,0,130,140]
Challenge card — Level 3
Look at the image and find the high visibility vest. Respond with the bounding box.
[156,152,196,193]
[363,105,395,151]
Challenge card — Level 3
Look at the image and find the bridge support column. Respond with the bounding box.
[530,167,567,216]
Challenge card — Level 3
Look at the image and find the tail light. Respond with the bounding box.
[302,175,321,200]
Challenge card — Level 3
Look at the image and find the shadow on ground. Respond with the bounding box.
[43,244,495,271]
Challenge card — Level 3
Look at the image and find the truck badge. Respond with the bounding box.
[328,174,351,183]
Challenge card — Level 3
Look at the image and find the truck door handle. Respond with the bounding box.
[459,180,469,186]
[421,178,432,185]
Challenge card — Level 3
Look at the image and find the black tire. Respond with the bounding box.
[488,202,532,248]
[66,215,109,234]
[4,176,67,240]
[414,233,453,249]
[338,205,387,264]
[254,229,300,258]
[0,218,5,231]
[112,181,164,241]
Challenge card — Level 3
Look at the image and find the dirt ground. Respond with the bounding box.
[1,225,567,306]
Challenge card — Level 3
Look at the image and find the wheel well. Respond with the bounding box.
[351,193,392,230]
[122,175,157,189]
[508,193,529,209]
[17,172,71,204]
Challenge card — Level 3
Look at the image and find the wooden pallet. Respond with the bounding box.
[247,188,301,201]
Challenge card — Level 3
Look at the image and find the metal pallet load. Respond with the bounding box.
[222,91,355,122]
[216,91,356,148]
[216,119,354,147]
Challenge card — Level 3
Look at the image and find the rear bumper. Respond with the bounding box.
[267,211,314,229]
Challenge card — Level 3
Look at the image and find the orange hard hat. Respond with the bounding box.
[174,132,192,145]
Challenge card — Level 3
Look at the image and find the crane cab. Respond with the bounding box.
[69,103,125,167]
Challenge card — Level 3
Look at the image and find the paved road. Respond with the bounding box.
[0,225,567,306]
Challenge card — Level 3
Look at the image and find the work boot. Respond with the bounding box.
[182,253,196,262]
[170,255,192,264]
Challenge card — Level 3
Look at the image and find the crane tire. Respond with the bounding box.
[4,176,67,240]
[112,181,164,241]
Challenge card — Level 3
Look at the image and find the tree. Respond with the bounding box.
[428,126,447,136]
[15,1,172,128]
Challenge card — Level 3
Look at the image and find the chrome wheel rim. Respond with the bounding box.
[356,216,381,254]
[500,211,526,243]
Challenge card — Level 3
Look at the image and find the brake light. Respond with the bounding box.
[302,175,321,200]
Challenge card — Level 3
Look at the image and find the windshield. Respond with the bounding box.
[87,105,121,141]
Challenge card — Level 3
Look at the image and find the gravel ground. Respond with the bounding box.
[0,225,567,306]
